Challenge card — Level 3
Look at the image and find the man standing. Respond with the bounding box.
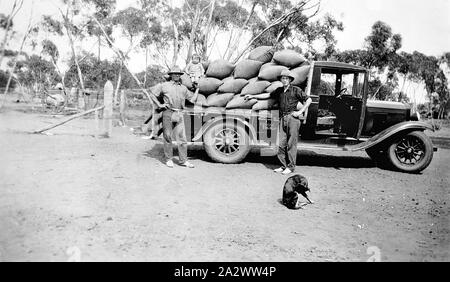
[150,66,198,168]
[245,70,311,175]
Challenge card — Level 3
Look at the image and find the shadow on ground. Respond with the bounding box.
[144,143,376,170]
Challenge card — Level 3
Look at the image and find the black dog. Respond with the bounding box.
[282,174,313,209]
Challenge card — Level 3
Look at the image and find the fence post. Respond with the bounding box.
[77,88,85,110]
[119,89,126,126]
[101,81,114,137]
[69,87,77,106]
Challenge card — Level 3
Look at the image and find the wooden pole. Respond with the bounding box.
[119,89,127,126]
[78,88,85,110]
[94,108,99,139]
[32,105,105,134]
[69,87,77,106]
[102,81,114,137]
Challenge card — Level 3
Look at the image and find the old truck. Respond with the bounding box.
[176,61,435,173]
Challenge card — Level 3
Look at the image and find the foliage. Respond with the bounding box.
[63,52,165,89]
[13,54,60,89]
[112,7,148,43]
[0,13,13,30]
[41,39,59,62]
[0,69,17,88]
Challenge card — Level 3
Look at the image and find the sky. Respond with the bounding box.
[2,0,449,57]
[1,0,449,103]
[320,0,450,56]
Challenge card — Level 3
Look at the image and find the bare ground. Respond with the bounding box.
[0,102,449,262]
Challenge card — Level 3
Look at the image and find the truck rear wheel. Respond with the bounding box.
[387,131,433,173]
[204,121,251,163]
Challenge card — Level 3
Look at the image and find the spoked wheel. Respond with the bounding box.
[387,131,433,173]
[204,121,251,163]
[213,128,241,156]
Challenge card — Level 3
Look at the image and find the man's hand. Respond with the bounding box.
[291,110,304,118]
[157,103,169,111]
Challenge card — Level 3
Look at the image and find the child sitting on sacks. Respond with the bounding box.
[184,54,205,88]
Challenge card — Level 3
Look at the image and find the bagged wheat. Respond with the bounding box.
[206,93,235,107]
[248,77,258,84]
[218,78,249,94]
[273,49,307,68]
[194,94,208,106]
[258,63,288,81]
[181,73,193,89]
[198,77,223,95]
[225,95,257,109]
[248,46,274,63]
[202,60,210,72]
[240,80,271,95]
[252,98,278,110]
[234,59,264,79]
[265,81,283,93]
[290,64,310,86]
[205,59,235,79]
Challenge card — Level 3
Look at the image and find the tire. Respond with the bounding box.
[203,121,251,163]
[387,131,434,173]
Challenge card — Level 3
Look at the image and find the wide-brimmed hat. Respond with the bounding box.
[277,69,295,82]
[167,66,184,75]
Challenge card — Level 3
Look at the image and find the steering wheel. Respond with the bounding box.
[336,88,348,99]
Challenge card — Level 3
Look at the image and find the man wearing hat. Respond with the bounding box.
[245,69,311,175]
[150,66,199,168]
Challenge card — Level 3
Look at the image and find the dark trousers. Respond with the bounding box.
[278,114,301,171]
[162,109,188,163]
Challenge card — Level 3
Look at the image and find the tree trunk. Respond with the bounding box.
[186,1,201,64]
[144,47,148,88]
[119,89,127,126]
[225,1,256,61]
[201,0,216,58]
[61,5,85,94]
[114,62,123,105]
[98,34,101,61]
[172,19,179,66]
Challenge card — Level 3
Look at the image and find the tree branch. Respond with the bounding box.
[91,15,163,107]
[233,4,303,63]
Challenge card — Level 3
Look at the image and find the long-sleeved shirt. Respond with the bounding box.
[151,81,194,110]
[270,85,309,116]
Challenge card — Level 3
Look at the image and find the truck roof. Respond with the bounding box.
[314,61,367,72]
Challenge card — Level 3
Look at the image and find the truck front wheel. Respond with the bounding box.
[387,131,434,173]
[203,121,251,163]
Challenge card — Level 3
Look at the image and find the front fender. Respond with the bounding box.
[192,116,258,144]
[351,121,434,151]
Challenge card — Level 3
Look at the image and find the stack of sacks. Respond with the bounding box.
[181,47,310,110]
[221,46,274,109]
[148,48,312,139]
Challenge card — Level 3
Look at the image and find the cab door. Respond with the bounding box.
[313,68,366,138]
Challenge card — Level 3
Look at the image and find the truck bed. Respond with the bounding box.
[183,105,279,119]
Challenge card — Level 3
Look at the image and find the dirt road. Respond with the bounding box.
[0,107,448,261]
